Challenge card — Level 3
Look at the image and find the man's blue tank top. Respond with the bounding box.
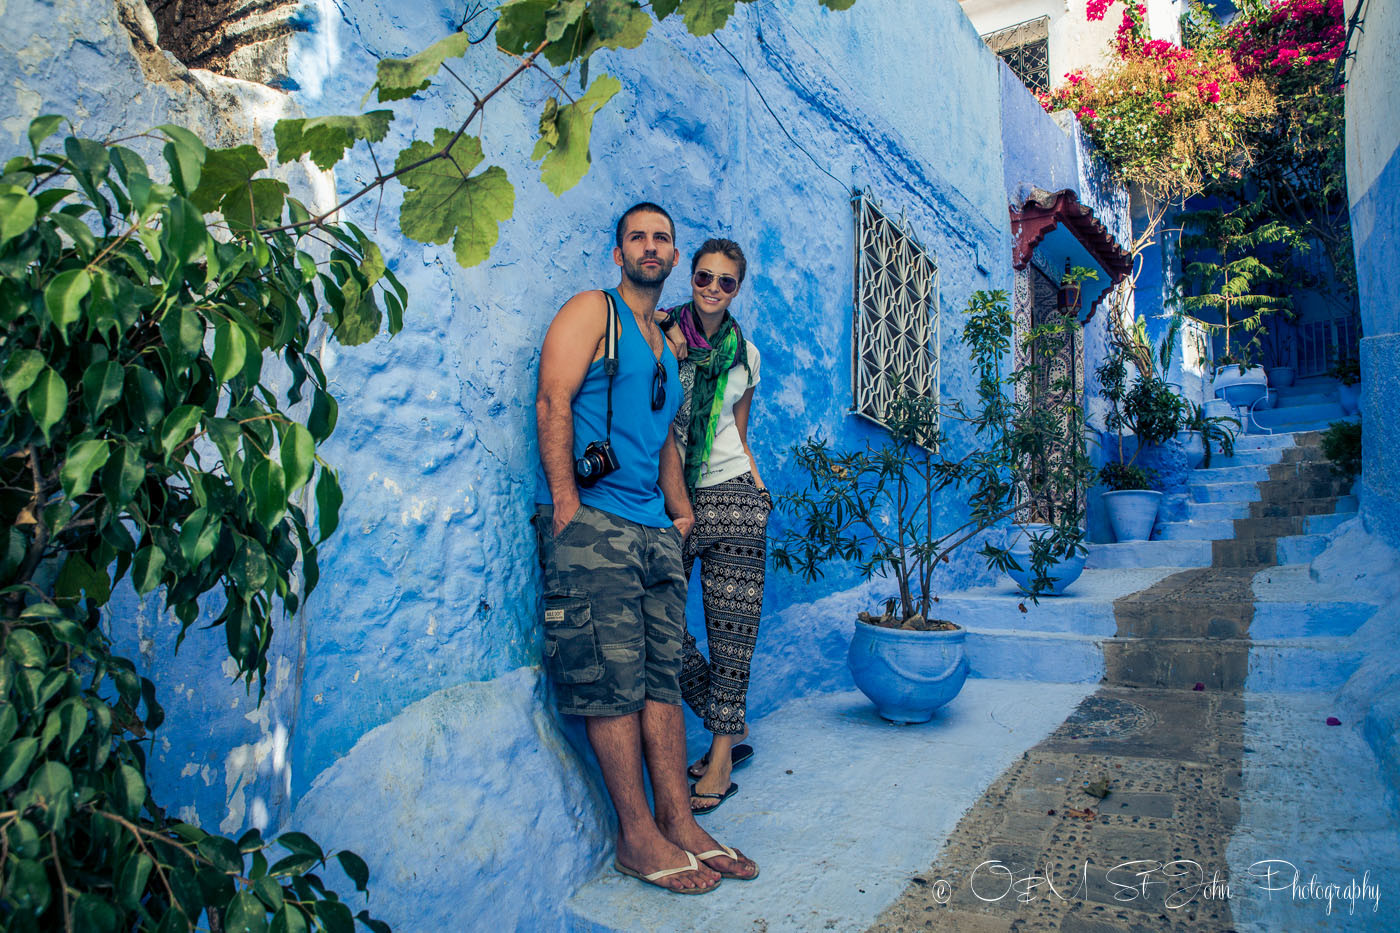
[536,288,681,527]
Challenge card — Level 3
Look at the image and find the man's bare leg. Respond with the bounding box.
[585,710,720,891]
[641,700,759,879]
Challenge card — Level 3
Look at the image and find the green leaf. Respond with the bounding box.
[125,365,165,430]
[158,124,208,193]
[198,834,245,875]
[160,306,205,368]
[374,31,472,102]
[274,111,394,171]
[271,905,309,933]
[0,738,39,792]
[5,818,40,859]
[395,130,515,267]
[531,75,621,195]
[6,629,44,667]
[819,0,857,9]
[101,442,144,508]
[190,145,267,213]
[26,367,67,440]
[335,850,370,892]
[315,899,355,933]
[27,114,64,154]
[61,437,111,498]
[314,468,343,542]
[214,320,250,383]
[133,545,166,594]
[5,858,51,915]
[82,360,125,419]
[179,508,221,567]
[268,853,318,877]
[57,697,86,756]
[281,423,316,493]
[116,761,146,817]
[592,0,651,48]
[225,890,270,933]
[117,853,154,908]
[252,875,284,911]
[652,0,680,17]
[222,177,290,230]
[2,349,45,400]
[44,267,91,336]
[73,894,121,933]
[681,0,739,35]
[276,832,324,860]
[29,761,74,829]
[55,552,111,604]
[308,389,338,441]
[0,185,38,249]
[160,404,204,460]
[251,458,288,528]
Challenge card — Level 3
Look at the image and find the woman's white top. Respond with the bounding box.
[675,340,762,488]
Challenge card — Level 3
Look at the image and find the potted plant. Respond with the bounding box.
[1095,344,1175,541]
[1333,357,1361,415]
[772,291,1087,723]
[1181,402,1240,469]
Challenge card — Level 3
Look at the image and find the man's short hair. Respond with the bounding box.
[691,238,748,284]
[615,202,675,249]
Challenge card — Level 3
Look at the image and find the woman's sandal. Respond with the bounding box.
[694,843,760,881]
[614,851,721,894]
[689,781,738,815]
[686,743,754,780]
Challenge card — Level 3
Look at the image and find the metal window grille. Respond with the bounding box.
[982,16,1051,95]
[1298,316,1360,377]
[851,191,939,432]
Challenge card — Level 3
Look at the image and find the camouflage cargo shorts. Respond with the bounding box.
[532,503,687,716]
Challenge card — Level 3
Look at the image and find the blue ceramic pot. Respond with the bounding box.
[1006,524,1087,596]
[847,620,969,724]
[1103,489,1162,542]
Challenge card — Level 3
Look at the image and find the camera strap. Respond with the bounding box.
[602,290,620,440]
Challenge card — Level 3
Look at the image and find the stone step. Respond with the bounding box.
[964,629,1104,683]
[1103,637,1248,690]
[1250,592,1377,639]
[1211,537,1279,568]
[1249,495,1348,519]
[1189,479,1262,503]
[1086,538,1212,569]
[1232,433,1298,450]
[1304,511,1356,534]
[1189,463,1271,483]
[1275,533,1330,565]
[1252,401,1348,429]
[1160,496,1250,523]
[1156,518,1236,541]
[1207,447,1285,468]
[1247,638,1367,691]
[1257,475,1352,503]
[937,569,1178,637]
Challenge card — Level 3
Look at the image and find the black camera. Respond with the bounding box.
[575,440,619,487]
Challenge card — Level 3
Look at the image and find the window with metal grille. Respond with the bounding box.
[851,191,939,432]
[982,16,1051,96]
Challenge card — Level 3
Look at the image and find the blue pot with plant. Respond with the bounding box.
[1005,524,1087,596]
[1333,358,1361,415]
[773,291,1089,723]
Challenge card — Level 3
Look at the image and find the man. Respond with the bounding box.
[534,202,759,892]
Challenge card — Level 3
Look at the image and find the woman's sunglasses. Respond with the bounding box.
[692,270,739,294]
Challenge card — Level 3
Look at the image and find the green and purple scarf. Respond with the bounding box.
[668,301,752,494]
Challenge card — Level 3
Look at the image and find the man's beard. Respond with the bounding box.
[622,254,672,287]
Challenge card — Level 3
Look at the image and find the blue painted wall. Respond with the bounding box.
[3,0,1128,926]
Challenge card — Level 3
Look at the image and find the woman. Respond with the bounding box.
[659,238,770,816]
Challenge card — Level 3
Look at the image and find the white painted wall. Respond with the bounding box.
[959,0,1184,86]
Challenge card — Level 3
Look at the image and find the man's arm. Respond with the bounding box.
[537,291,607,536]
[659,433,694,539]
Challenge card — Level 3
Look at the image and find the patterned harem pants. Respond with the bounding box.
[679,472,771,735]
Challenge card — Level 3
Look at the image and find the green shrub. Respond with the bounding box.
[1320,420,1361,484]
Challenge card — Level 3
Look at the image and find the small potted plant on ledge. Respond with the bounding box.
[1333,357,1361,415]
[772,291,1087,723]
